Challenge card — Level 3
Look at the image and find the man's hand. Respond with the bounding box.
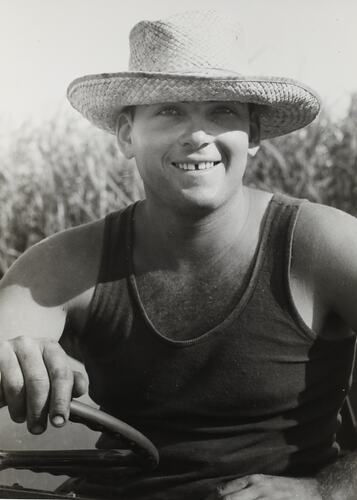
[0,336,87,434]
[207,474,322,499]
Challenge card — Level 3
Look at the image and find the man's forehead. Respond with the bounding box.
[140,101,249,110]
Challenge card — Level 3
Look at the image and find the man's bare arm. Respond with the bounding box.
[0,220,103,433]
[300,203,357,500]
[208,203,357,500]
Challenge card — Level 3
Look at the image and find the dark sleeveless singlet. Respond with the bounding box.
[75,193,356,500]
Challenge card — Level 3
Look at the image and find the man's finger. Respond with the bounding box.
[217,476,250,495]
[0,380,5,408]
[0,348,26,422]
[72,370,88,398]
[43,342,74,427]
[14,337,50,434]
[223,489,258,500]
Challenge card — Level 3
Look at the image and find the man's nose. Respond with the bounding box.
[178,127,213,149]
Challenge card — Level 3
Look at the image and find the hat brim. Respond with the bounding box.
[67,72,321,140]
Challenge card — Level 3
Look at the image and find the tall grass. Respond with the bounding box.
[0,116,143,274]
[245,98,357,216]
[0,97,356,276]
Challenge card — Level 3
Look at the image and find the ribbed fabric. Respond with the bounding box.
[76,193,356,500]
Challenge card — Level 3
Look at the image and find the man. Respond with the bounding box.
[0,10,357,500]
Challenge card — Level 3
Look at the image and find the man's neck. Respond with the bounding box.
[134,188,252,271]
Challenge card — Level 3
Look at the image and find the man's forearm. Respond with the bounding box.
[317,450,357,500]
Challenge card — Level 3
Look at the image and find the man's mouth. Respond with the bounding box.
[171,161,221,171]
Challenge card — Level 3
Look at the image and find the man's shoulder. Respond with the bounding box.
[1,217,106,308]
[295,200,357,253]
[293,201,357,325]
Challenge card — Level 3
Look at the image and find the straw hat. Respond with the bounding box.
[67,10,321,140]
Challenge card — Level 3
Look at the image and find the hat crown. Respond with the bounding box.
[129,10,247,74]
[67,9,321,140]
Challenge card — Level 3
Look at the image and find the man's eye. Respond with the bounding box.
[212,107,237,116]
[158,107,180,116]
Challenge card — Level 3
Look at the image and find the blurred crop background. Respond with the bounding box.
[1,100,357,490]
[1,102,357,491]
[0,96,357,278]
[1,0,357,493]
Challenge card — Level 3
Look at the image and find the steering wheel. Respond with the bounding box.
[0,400,159,479]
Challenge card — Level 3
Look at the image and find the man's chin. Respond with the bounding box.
[171,191,229,217]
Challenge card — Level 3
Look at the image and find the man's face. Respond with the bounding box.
[120,101,255,214]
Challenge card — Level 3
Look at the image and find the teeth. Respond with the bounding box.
[174,161,219,171]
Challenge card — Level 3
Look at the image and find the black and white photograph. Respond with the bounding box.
[0,0,357,498]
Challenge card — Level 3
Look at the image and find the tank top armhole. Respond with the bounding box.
[77,211,120,339]
[284,199,318,342]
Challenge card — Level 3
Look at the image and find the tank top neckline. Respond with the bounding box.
[126,193,280,347]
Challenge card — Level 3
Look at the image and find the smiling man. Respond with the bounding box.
[1,9,357,500]
[116,101,257,216]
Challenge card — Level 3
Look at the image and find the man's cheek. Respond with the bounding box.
[215,132,248,164]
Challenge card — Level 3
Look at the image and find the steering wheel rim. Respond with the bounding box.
[68,400,159,468]
[0,400,159,477]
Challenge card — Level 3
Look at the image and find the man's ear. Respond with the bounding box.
[248,106,261,158]
[116,111,135,159]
